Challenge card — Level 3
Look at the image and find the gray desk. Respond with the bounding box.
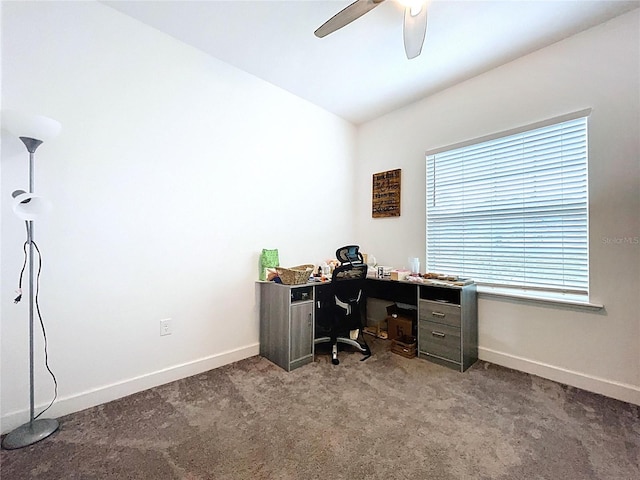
[258,278,477,372]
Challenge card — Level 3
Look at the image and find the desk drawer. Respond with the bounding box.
[419,321,461,362]
[419,300,461,328]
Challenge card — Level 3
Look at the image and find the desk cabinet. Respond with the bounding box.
[418,284,477,372]
[259,283,314,371]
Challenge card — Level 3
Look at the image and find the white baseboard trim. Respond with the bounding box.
[1,343,260,435]
[479,347,640,406]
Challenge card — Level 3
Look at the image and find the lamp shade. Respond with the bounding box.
[11,190,52,221]
[1,110,61,141]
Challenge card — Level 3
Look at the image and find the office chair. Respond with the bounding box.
[314,246,371,365]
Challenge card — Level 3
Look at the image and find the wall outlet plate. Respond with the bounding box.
[160,318,172,336]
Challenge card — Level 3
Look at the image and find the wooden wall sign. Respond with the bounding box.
[372,168,401,218]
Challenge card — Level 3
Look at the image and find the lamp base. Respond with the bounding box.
[1,418,59,450]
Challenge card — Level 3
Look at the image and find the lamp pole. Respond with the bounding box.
[26,137,40,432]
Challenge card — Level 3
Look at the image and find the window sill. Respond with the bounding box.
[477,286,604,310]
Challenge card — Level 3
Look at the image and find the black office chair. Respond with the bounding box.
[314,246,371,365]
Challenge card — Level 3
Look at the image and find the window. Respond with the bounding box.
[426,111,589,295]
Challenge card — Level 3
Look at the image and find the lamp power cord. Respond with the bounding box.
[14,222,58,419]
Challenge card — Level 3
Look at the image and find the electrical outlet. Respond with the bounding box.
[160,318,172,336]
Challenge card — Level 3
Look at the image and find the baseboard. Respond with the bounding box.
[1,343,260,435]
[479,347,640,406]
[5,344,635,435]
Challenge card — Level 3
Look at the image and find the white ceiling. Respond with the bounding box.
[103,0,639,125]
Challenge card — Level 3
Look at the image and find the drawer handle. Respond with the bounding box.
[431,312,445,318]
[431,331,445,338]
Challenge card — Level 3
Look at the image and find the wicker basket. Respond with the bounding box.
[276,264,314,285]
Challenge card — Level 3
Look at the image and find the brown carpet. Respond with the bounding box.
[1,338,638,479]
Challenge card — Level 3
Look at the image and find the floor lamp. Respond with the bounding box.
[2,111,61,449]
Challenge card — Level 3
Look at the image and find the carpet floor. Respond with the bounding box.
[1,338,638,479]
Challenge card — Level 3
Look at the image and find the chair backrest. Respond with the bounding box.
[335,245,364,266]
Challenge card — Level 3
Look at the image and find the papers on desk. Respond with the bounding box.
[411,277,474,287]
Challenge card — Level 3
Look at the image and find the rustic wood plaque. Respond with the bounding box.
[372,169,401,218]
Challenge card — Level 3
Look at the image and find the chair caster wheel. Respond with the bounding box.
[332,358,339,365]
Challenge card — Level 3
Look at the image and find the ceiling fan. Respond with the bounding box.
[314,0,429,59]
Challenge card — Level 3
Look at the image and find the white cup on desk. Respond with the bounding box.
[409,257,420,274]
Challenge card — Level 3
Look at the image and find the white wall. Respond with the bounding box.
[0,1,356,433]
[355,10,640,404]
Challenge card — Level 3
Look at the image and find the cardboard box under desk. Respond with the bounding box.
[386,316,414,341]
[391,335,417,358]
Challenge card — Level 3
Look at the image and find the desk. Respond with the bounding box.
[258,277,477,372]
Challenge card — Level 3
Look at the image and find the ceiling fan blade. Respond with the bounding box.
[403,3,428,59]
[315,0,386,38]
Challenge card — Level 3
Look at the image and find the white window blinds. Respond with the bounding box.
[426,114,589,294]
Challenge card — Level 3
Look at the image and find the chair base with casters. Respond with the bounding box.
[314,334,371,365]
[314,246,371,365]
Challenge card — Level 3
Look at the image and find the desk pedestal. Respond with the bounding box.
[259,283,314,372]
